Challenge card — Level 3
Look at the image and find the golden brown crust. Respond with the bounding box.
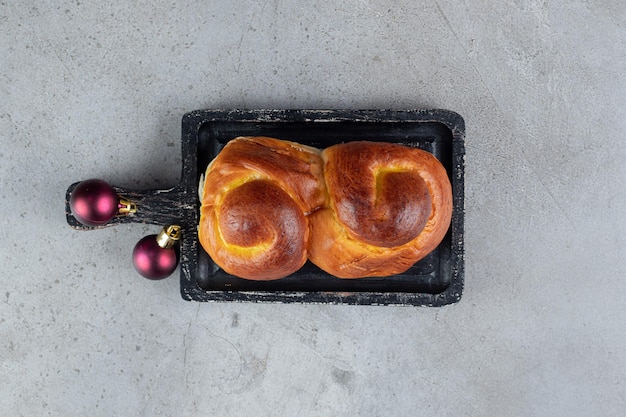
[324,142,433,247]
[198,137,325,280]
[199,137,452,280]
[307,141,452,278]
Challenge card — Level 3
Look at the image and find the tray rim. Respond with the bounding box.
[178,108,465,306]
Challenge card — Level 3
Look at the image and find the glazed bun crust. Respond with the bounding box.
[199,137,325,280]
[325,142,433,248]
[307,141,452,279]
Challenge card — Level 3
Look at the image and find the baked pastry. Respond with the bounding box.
[198,136,325,280]
[307,141,452,278]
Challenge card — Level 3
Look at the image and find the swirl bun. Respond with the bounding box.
[198,137,325,280]
[307,141,452,278]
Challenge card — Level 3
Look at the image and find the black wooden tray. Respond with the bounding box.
[66,109,465,306]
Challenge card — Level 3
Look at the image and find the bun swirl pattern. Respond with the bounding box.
[307,141,452,278]
[198,137,325,280]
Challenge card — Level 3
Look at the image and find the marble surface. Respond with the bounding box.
[1,1,625,416]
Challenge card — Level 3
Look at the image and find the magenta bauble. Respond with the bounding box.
[69,179,119,226]
[132,235,179,280]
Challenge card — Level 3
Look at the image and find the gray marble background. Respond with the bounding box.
[1,1,625,416]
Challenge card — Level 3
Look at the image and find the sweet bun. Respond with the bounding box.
[307,141,452,278]
[198,136,325,280]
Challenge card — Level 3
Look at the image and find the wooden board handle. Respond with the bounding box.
[65,182,192,230]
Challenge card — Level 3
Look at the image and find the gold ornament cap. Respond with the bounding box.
[156,225,181,249]
[118,197,138,215]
